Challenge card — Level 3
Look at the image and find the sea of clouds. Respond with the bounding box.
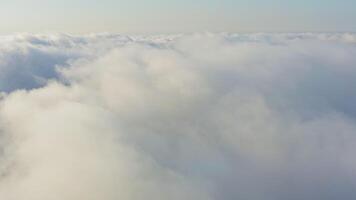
[0,32,356,200]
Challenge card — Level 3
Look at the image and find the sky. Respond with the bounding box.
[1,1,356,199]
[0,0,355,33]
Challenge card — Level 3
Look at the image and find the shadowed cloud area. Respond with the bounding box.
[0,33,356,200]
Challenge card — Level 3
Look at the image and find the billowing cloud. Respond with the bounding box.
[0,33,356,200]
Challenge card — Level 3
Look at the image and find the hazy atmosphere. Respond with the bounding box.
[0,1,356,200]
[1,0,356,33]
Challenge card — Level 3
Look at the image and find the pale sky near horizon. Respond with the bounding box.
[0,0,355,34]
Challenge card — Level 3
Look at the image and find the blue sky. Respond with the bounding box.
[0,0,355,33]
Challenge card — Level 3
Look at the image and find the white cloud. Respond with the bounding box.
[0,33,356,200]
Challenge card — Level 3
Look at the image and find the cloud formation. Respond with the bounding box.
[0,33,356,200]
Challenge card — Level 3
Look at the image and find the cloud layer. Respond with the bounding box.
[0,33,356,200]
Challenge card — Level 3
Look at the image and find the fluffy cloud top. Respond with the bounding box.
[0,32,356,200]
